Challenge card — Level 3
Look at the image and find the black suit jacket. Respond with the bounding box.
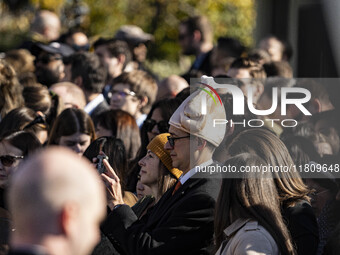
[101,168,221,255]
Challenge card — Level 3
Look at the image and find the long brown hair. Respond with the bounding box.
[157,163,176,199]
[227,128,311,207]
[214,153,295,254]
[96,109,141,160]
[48,108,96,145]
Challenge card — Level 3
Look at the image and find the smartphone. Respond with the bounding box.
[97,154,108,174]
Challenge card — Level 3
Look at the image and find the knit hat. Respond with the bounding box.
[169,76,226,147]
[147,133,182,179]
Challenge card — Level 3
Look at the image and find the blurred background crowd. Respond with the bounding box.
[0,0,340,255]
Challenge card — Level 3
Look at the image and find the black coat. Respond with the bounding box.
[282,199,319,255]
[101,172,221,255]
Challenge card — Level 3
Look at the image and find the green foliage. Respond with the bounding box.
[0,0,255,77]
[84,0,255,61]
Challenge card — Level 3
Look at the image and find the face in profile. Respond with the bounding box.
[58,132,91,155]
[0,141,24,188]
[138,150,160,187]
[164,125,191,172]
[70,185,105,255]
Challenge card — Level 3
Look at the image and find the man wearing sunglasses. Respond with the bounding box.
[34,42,74,87]
[101,80,226,254]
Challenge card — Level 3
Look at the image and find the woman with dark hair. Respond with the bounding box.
[0,130,41,253]
[47,108,96,155]
[215,153,295,255]
[120,133,182,219]
[23,84,52,116]
[0,131,41,207]
[226,128,319,255]
[137,133,182,203]
[0,107,48,144]
[142,98,182,144]
[127,98,182,192]
[95,109,141,161]
[83,136,137,206]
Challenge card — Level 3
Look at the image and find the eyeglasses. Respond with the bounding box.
[167,135,190,147]
[35,54,62,64]
[111,90,137,98]
[0,155,24,167]
[144,119,169,133]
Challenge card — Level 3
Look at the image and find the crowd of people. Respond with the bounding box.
[0,8,340,255]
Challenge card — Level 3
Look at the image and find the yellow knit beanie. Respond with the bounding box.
[147,133,182,179]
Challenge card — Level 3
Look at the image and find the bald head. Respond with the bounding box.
[50,82,86,109]
[157,75,189,100]
[8,147,106,255]
[31,10,61,42]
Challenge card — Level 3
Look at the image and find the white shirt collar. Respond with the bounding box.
[84,94,105,115]
[179,159,213,185]
[136,114,147,128]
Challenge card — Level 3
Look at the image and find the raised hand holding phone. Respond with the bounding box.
[101,158,125,210]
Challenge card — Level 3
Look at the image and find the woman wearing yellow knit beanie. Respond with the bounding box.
[138,133,182,203]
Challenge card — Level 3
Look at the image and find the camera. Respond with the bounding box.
[97,154,108,174]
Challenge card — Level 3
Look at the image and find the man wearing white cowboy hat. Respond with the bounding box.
[101,76,226,254]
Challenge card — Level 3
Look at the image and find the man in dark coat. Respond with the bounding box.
[179,16,214,83]
[101,76,226,254]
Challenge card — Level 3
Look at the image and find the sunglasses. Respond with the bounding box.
[167,135,190,147]
[144,119,169,133]
[0,155,24,167]
[72,43,90,52]
[35,54,62,65]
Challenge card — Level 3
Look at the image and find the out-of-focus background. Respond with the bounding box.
[1,0,339,78]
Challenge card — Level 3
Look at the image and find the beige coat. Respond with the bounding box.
[215,219,280,255]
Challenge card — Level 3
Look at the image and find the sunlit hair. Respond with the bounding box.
[0,107,47,139]
[47,108,96,145]
[96,109,141,160]
[214,153,295,254]
[227,128,311,207]
[111,70,157,114]
[0,59,24,119]
[23,84,52,115]
[1,131,41,156]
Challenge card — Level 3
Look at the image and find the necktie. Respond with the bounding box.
[172,181,182,195]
